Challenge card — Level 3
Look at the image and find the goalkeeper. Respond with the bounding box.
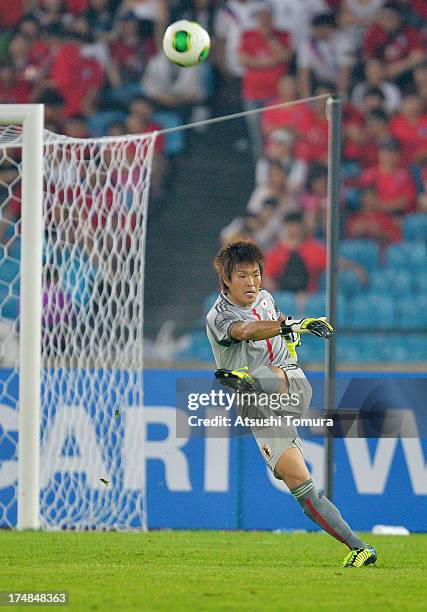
[206,239,376,568]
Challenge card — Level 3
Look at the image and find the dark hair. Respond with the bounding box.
[214,239,264,293]
[364,87,386,100]
[283,211,304,224]
[367,109,388,123]
[312,13,335,28]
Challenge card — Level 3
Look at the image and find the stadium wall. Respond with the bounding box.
[0,369,425,532]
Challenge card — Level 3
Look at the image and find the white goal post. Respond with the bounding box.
[0,104,156,530]
[0,105,44,529]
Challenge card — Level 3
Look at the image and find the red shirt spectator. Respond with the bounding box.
[239,6,292,102]
[239,28,292,100]
[66,0,89,14]
[262,99,315,138]
[390,94,427,165]
[294,106,329,164]
[50,42,103,117]
[346,188,402,247]
[264,213,327,293]
[0,0,26,28]
[363,4,425,81]
[0,66,31,103]
[359,142,417,215]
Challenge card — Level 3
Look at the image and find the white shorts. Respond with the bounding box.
[243,364,312,478]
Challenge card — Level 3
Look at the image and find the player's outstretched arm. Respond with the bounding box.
[229,317,334,342]
[230,320,282,342]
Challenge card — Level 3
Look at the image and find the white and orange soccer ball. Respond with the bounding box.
[162,19,210,68]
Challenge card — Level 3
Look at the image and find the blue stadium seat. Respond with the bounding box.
[340,240,380,269]
[175,331,213,362]
[414,272,427,295]
[303,292,347,326]
[370,268,413,297]
[395,296,427,328]
[402,213,427,243]
[203,292,218,315]
[349,294,395,329]
[387,242,427,270]
[274,292,296,316]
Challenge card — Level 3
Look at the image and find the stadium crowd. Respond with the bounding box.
[1,0,427,362]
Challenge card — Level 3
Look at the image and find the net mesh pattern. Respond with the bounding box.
[0,126,156,529]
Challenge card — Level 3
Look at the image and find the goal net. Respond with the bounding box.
[0,120,156,529]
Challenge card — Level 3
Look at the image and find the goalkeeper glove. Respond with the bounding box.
[280,316,334,339]
[281,316,301,361]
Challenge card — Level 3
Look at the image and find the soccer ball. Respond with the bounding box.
[163,20,210,68]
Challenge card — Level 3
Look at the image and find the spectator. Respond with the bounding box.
[344,109,391,170]
[359,139,417,216]
[67,13,109,66]
[33,0,71,28]
[264,211,367,293]
[294,84,329,164]
[221,198,282,251]
[351,57,402,114]
[0,0,29,30]
[63,114,90,138]
[297,13,354,98]
[116,0,168,51]
[239,2,293,157]
[338,0,384,50]
[363,2,425,88]
[247,160,298,215]
[261,74,316,139]
[413,61,427,111]
[299,162,328,238]
[0,64,31,104]
[390,93,427,165]
[360,86,387,115]
[87,0,115,41]
[6,34,34,97]
[124,105,166,200]
[346,186,402,247]
[268,0,330,46]
[106,14,154,104]
[214,0,258,84]
[34,88,65,132]
[141,51,207,122]
[256,129,307,195]
[48,31,104,117]
[213,0,260,144]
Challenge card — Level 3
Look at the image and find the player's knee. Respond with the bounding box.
[274,447,310,489]
[269,366,289,394]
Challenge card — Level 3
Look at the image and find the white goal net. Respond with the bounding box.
[0,121,156,529]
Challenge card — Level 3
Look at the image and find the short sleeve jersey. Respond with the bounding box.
[206,289,290,370]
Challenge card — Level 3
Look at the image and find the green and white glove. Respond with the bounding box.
[281,316,334,340]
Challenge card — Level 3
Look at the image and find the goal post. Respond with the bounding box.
[0,105,44,529]
[0,105,156,530]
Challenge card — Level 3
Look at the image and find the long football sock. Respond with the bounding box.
[290,478,366,549]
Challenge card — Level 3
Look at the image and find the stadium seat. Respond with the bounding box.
[395,296,427,329]
[349,294,395,329]
[370,268,413,297]
[340,240,380,270]
[274,292,296,316]
[387,242,427,270]
[175,330,213,362]
[203,292,218,315]
[402,213,427,243]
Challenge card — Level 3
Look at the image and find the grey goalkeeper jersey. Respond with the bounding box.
[206,289,291,370]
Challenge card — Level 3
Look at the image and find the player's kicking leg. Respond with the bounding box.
[215,364,377,568]
[274,448,377,568]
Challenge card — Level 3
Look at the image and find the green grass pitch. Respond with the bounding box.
[1,531,425,611]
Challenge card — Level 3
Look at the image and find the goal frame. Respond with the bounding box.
[0,104,44,529]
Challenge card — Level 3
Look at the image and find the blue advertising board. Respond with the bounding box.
[0,369,425,531]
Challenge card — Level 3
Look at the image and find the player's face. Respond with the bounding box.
[227,263,261,307]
